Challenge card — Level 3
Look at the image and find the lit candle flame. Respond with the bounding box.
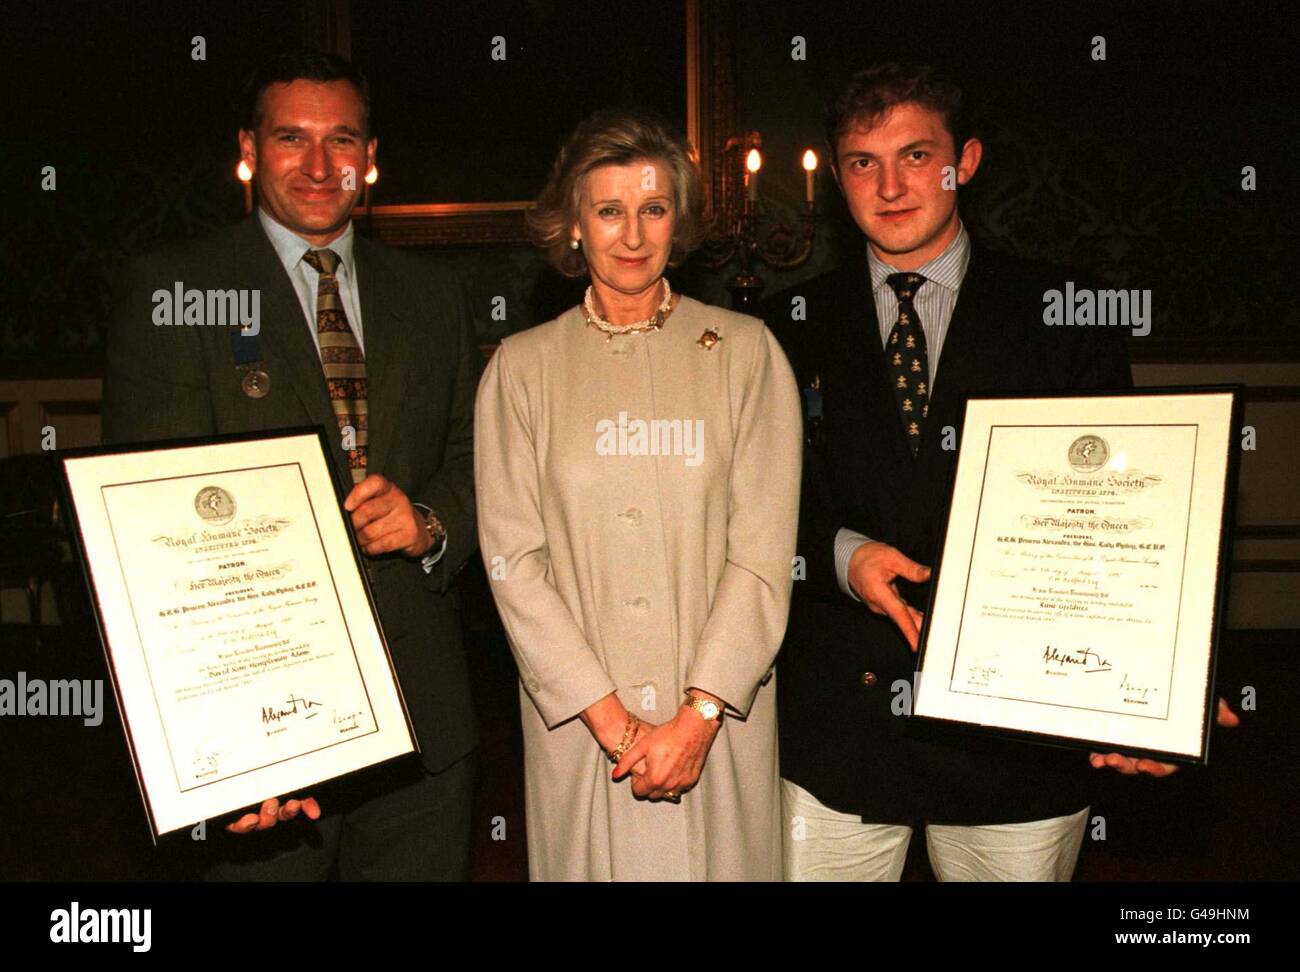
[236,160,253,183]
[364,164,379,185]
[746,148,762,173]
[802,149,818,171]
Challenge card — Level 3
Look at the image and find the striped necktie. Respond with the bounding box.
[885,272,929,458]
[302,248,367,483]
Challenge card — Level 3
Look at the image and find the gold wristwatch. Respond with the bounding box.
[416,504,446,547]
[684,695,723,722]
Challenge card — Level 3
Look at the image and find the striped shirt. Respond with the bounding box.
[869,220,971,388]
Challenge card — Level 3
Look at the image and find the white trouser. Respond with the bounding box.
[781,778,1088,882]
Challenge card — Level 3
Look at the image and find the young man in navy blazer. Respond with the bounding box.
[765,62,1236,881]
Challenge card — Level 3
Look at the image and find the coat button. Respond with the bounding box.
[861,671,878,687]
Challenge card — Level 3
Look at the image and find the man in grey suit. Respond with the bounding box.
[102,50,479,880]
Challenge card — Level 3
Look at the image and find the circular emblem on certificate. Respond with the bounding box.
[195,486,236,525]
[1067,434,1109,473]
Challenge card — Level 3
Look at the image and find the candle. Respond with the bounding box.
[802,149,818,204]
[746,148,762,202]
[236,160,253,215]
[363,164,378,213]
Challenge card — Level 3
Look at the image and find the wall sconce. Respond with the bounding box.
[699,131,819,311]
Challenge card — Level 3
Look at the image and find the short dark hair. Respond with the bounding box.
[240,49,371,136]
[823,62,969,165]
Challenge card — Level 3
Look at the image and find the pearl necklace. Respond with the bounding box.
[584,279,674,340]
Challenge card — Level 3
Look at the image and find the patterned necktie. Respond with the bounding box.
[885,272,929,458]
[301,248,367,483]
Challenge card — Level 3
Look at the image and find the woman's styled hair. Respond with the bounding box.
[527,109,706,277]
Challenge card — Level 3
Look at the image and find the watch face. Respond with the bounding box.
[424,512,445,540]
[701,701,720,720]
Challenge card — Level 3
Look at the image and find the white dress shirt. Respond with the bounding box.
[258,208,366,355]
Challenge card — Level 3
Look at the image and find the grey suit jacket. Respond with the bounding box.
[102,214,479,774]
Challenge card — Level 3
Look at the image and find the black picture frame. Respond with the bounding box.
[908,385,1243,767]
[52,425,419,840]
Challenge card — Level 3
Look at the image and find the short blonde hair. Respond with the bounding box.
[527,109,706,277]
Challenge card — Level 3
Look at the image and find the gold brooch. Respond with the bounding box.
[697,329,721,350]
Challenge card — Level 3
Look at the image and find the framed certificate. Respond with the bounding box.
[911,388,1241,765]
[56,428,418,838]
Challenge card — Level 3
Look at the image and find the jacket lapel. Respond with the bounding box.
[352,236,408,479]
[926,244,1001,424]
[831,259,911,460]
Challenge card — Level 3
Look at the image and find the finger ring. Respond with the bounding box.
[665,790,679,800]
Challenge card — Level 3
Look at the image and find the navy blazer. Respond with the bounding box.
[765,241,1132,824]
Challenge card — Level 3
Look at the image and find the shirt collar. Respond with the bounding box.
[257,208,356,279]
[868,219,970,295]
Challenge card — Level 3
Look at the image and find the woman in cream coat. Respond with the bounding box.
[475,110,801,881]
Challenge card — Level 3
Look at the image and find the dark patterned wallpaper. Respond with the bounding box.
[962,119,1299,345]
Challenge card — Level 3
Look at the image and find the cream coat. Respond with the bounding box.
[474,296,802,881]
